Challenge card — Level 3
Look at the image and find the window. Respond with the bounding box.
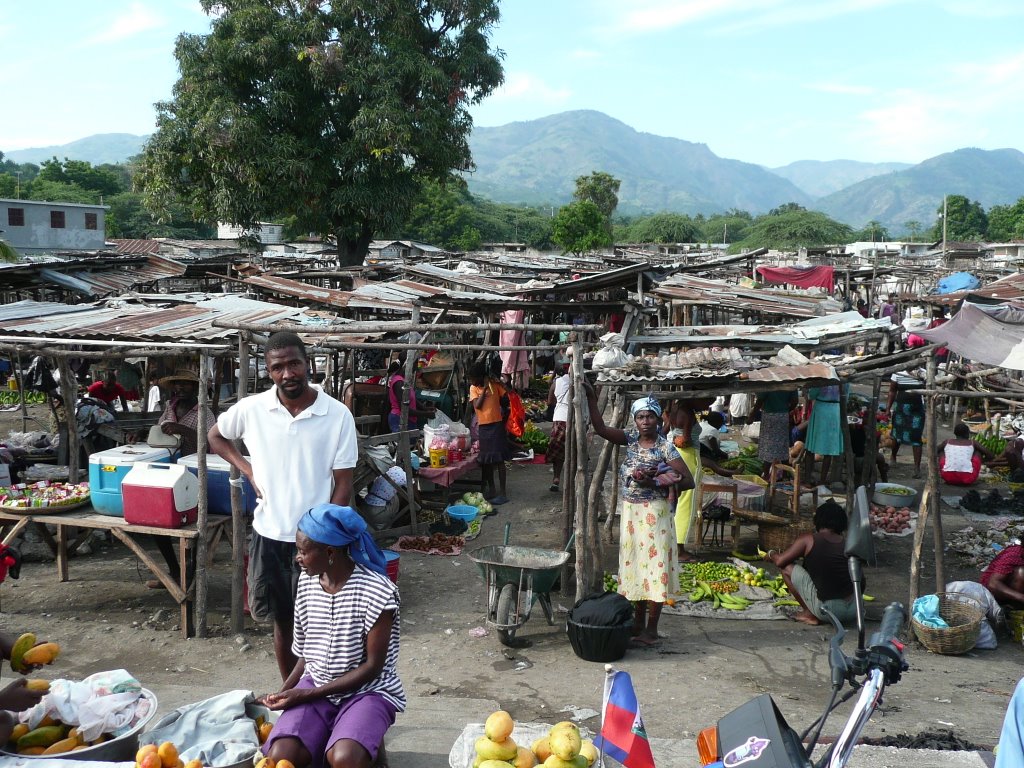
[50,211,65,229]
[84,212,98,230]
[7,208,24,227]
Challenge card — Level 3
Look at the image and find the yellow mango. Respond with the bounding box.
[543,756,587,768]
[25,679,50,693]
[22,643,60,667]
[513,745,537,768]
[19,746,46,755]
[478,762,515,768]
[475,736,518,762]
[548,727,581,761]
[579,741,598,767]
[531,737,551,762]
[10,723,29,741]
[9,633,36,674]
[42,736,79,755]
[485,711,515,742]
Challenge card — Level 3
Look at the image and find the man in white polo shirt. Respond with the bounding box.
[208,331,358,680]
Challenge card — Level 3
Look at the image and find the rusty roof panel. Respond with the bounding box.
[244,274,350,308]
[743,363,837,382]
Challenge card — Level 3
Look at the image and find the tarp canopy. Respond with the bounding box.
[756,265,834,292]
[919,302,1024,369]
[936,272,980,295]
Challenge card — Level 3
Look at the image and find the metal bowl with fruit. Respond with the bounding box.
[872,482,918,508]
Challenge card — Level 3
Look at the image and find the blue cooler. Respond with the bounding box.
[89,445,176,516]
[178,453,257,516]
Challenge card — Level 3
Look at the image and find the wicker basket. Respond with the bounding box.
[758,519,814,552]
[912,592,984,655]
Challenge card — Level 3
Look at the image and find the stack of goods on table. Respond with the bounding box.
[678,561,795,611]
[0,482,90,511]
[465,709,599,768]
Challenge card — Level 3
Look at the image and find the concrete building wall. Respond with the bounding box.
[1,198,107,254]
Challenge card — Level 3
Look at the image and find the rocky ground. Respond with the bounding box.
[0,401,1021,765]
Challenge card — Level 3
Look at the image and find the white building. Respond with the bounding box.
[216,221,285,245]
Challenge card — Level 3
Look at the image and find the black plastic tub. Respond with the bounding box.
[566,618,632,662]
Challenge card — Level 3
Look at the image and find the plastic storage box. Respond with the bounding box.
[89,445,175,516]
[122,463,199,528]
[178,453,258,516]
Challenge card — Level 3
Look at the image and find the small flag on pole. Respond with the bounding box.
[594,669,656,768]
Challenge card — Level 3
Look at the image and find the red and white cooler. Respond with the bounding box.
[122,463,200,528]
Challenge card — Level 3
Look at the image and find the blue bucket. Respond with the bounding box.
[446,504,479,523]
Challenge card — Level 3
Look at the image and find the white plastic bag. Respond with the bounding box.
[26,669,146,741]
[592,332,629,371]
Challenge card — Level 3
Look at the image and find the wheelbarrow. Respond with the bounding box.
[468,523,573,647]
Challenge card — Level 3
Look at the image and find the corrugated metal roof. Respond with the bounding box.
[109,239,162,255]
[0,254,186,298]
[650,275,837,318]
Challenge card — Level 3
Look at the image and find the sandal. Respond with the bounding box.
[549,484,560,492]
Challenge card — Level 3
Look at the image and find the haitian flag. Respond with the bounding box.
[593,670,656,768]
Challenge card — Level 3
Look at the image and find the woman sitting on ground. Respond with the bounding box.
[937,422,995,486]
[260,504,404,768]
[764,500,857,626]
[981,544,1024,609]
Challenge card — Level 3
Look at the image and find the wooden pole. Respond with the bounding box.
[56,359,80,481]
[603,402,629,540]
[840,386,856,512]
[399,305,421,432]
[560,394,576,593]
[213,319,604,335]
[909,357,939,615]
[228,334,250,633]
[14,353,27,433]
[925,357,944,591]
[860,377,882,489]
[571,337,595,601]
[195,352,210,638]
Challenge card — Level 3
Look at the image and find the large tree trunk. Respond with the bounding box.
[336,227,373,268]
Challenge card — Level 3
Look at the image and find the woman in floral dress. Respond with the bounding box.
[585,386,693,646]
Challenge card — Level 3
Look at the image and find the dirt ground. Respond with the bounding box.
[1,401,1022,755]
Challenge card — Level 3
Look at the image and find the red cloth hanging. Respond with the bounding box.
[756,265,834,292]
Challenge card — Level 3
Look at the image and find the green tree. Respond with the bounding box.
[702,210,753,243]
[852,220,890,242]
[932,195,988,241]
[25,179,97,205]
[552,200,610,256]
[573,171,620,237]
[987,198,1024,241]
[138,0,504,266]
[734,209,853,252]
[903,220,922,242]
[618,212,699,243]
[768,202,806,216]
[37,158,125,198]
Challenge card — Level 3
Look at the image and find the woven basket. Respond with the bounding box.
[758,519,814,552]
[912,592,984,655]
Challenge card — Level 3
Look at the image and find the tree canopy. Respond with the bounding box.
[138,0,504,265]
[733,208,853,252]
[573,171,620,237]
[933,195,988,241]
[552,200,611,256]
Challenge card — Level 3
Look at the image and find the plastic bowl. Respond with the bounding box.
[445,504,479,523]
[872,483,918,508]
[2,688,158,761]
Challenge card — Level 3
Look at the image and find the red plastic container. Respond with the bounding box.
[384,550,400,583]
[122,463,199,529]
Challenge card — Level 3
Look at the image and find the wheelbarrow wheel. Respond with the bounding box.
[496,583,531,648]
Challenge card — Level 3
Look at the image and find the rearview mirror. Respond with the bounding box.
[845,486,876,566]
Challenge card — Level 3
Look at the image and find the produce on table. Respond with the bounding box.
[0,391,47,406]
[678,562,789,610]
[461,491,494,516]
[519,421,550,454]
[878,486,914,496]
[140,742,222,768]
[869,503,912,534]
[975,432,1007,456]
[721,445,762,475]
[0,482,90,509]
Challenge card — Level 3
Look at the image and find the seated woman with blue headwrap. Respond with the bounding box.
[260,505,404,768]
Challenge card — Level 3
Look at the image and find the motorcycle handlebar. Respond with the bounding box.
[868,602,906,649]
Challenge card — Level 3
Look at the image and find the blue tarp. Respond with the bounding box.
[937,272,980,294]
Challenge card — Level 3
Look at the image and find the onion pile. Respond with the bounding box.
[869,503,912,534]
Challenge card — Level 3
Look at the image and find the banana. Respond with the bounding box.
[712,592,721,609]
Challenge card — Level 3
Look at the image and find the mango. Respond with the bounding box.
[254,758,275,768]
[485,710,515,742]
[157,741,179,768]
[548,727,581,761]
[42,736,79,755]
[17,725,66,750]
[19,746,46,755]
[184,760,204,768]
[579,741,598,767]
[21,643,60,667]
[531,737,552,762]
[478,762,515,768]
[543,756,587,768]
[513,745,537,768]
[276,760,295,768]
[11,723,29,741]
[475,736,519,762]
[91,734,109,745]
[25,679,50,693]
[9,633,36,673]
[258,721,273,744]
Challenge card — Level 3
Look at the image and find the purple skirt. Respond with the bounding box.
[476,421,513,465]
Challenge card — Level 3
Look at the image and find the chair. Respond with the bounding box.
[695,478,739,550]
[767,459,819,520]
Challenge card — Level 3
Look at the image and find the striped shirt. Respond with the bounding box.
[292,566,406,711]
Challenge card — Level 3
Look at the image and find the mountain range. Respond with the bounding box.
[6,112,1024,230]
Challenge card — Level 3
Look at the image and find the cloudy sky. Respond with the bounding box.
[3,0,1022,167]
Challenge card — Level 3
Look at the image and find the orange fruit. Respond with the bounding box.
[157,742,178,768]
[258,722,273,744]
[184,760,203,768]
[276,760,295,768]
[137,745,159,765]
[139,753,162,768]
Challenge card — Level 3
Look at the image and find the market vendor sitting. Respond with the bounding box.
[260,504,404,768]
[981,544,1024,609]
[158,370,216,457]
[764,500,857,626]
[937,423,995,486]
[87,369,129,413]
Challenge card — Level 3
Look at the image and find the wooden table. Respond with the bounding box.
[416,453,483,488]
[0,508,232,638]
